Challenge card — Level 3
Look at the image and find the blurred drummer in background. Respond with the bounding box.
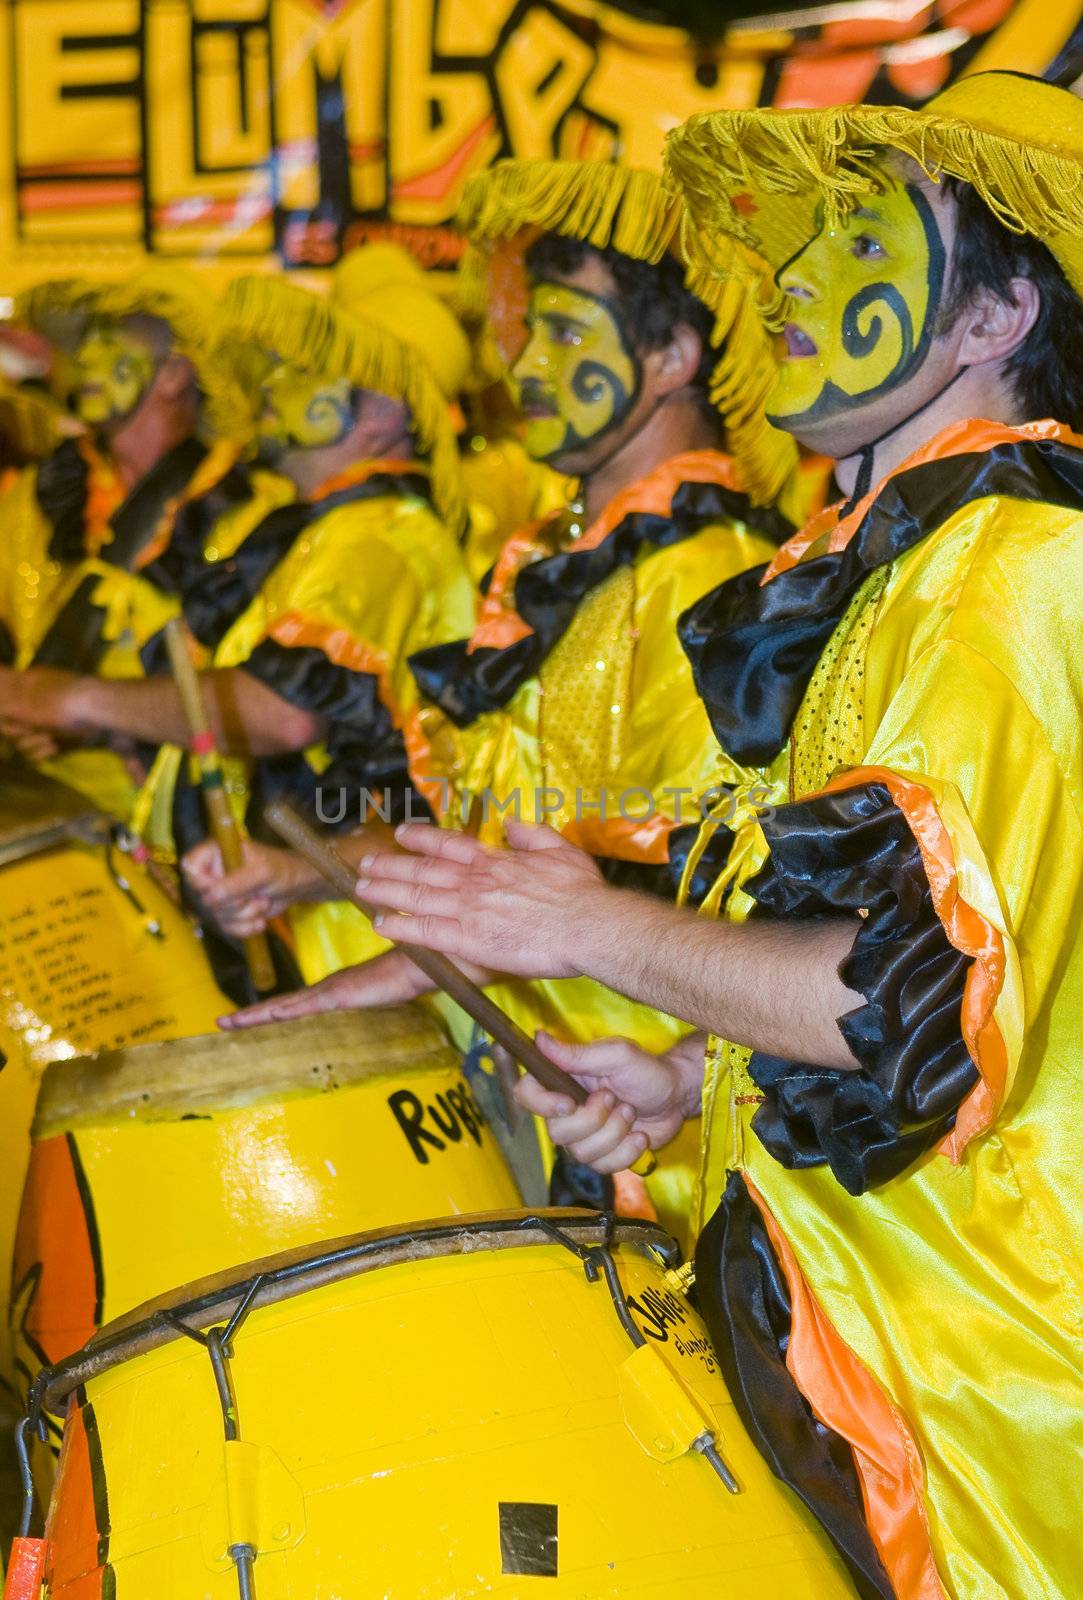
[0,267,475,1000]
[0,270,251,820]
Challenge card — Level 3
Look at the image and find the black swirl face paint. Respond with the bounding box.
[259,361,356,455]
[513,282,641,463]
[768,177,947,428]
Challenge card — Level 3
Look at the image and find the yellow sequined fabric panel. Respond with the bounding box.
[788,567,888,799]
[538,564,635,825]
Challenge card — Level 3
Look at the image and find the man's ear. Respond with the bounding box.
[153,352,197,400]
[643,322,705,399]
[955,277,1041,369]
[349,388,410,450]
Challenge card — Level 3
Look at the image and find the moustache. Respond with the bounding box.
[517,379,558,415]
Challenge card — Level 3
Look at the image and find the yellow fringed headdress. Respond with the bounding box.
[665,71,1083,304]
[456,157,798,508]
[17,267,252,441]
[223,274,465,533]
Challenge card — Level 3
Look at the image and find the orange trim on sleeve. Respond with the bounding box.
[263,611,447,816]
[469,449,743,653]
[823,765,1009,1158]
[561,808,675,865]
[744,1175,948,1600]
[764,418,1083,582]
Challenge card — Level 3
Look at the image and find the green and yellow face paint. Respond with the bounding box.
[512,282,640,464]
[769,172,947,427]
[70,321,157,428]
[258,361,356,455]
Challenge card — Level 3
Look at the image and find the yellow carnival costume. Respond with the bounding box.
[665,73,1083,1600]
[137,274,474,984]
[0,268,251,818]
[410,160,798,1238]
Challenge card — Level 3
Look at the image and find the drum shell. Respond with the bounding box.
[42,1218,853,1598]
[0,837,228,1393]
[14,1012,520,1377]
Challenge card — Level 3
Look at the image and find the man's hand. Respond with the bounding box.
[0,716,62,762]
[182,838,318,938]
[356,820,607,980]
[217,948,435,1030]
[514,1031,704,1174]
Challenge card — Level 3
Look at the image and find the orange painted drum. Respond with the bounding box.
[13,1011,520,1411]
[0,758,229,1400]
[34,1211,854,1598]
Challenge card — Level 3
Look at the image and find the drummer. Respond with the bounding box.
[0,269,252,820]
[209,157,802,1239]
[0,270,475,994]
[301,74,1083,1600]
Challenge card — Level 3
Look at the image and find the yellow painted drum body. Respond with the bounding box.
[0,759,229,1397]
[14,1011,520,1389]
[38,1212,854,1598]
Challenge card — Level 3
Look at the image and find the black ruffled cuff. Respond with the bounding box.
[743,781,978,1195]
[244,639,428,833]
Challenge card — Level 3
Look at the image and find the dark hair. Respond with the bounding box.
[939,177,1083,427]
[523,232,719,424]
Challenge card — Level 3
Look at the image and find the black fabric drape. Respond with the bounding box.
[412,479,793,728]
[35,438,91,563]
[743,782,976,1195]
[240,639,430,838]
[694,1172,895,1600]
[665,812,737,908]
[31,438,209,674]
[141,469,431,671]
[680,437,1083,765]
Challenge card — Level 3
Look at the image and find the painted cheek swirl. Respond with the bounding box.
[561,357,635,452]
[841,281,915,389]
[280,385,354,449]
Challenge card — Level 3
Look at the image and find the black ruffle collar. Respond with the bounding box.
[679,434,1083,768]
[411,477,791,728]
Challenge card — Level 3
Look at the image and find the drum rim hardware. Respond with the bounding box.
[31,1209,680,1416]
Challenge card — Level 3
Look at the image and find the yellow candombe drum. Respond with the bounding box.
[14,1010,520,1387]
[36,1211,854,1598]
[0,757,229,1397]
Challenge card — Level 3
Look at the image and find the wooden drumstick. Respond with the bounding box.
[265,799,658,1178]
[163,619,277,995]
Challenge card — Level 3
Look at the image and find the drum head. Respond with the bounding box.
[0,754,107,866]
[33,1006,463,1135]
[36,1209,678,1415]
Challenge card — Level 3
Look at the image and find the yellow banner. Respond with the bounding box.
[0,0,1080,286]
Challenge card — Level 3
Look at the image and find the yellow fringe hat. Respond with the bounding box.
[456,157,798,508]
[223,273,465,533]
[331,242,473,403]
[17,267,252,441]
[665,71,1083,305]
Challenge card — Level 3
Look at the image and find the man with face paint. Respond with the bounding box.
[311,76,1083,1598]
[1,271,475,996]
[219,159,801,1238]
[0,270,252,817]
